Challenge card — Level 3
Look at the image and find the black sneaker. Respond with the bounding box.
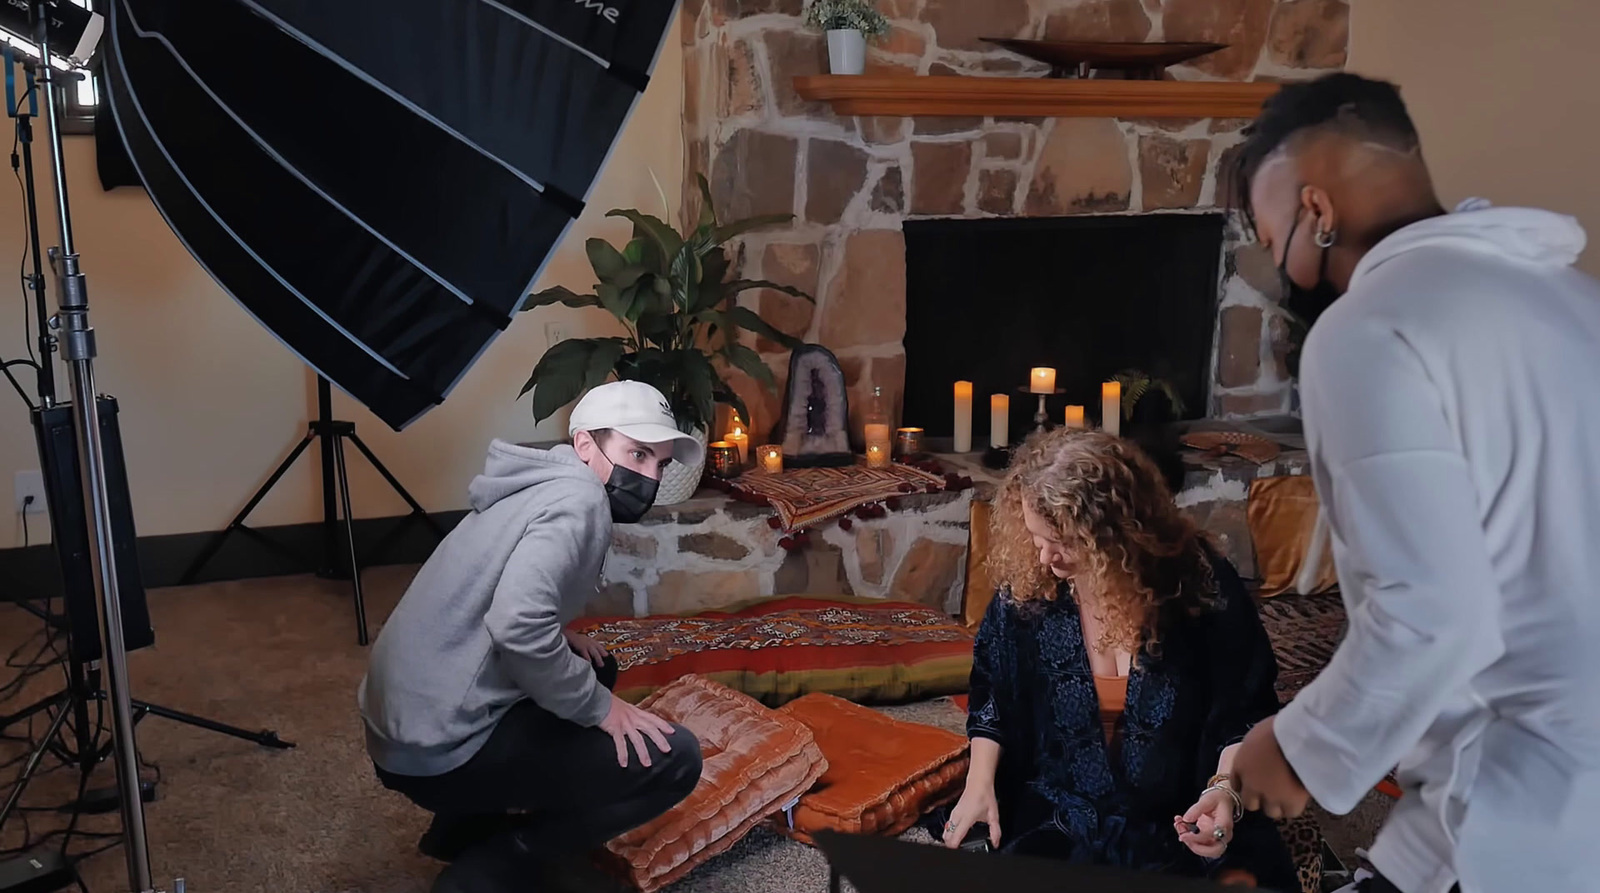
[419,814,526,863]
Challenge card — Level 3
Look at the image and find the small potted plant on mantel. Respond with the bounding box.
[803,0,890,76]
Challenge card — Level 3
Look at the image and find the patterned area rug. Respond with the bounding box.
[715,460,955,533]
[1257,590,1348,702]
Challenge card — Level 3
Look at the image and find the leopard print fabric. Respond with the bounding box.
[1275,813,1325,893]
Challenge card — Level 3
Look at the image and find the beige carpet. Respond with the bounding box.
[1,567,1389,892]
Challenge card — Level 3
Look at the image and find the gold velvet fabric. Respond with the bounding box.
[962,499,996,630]
[770,693,970,845]
[1247,476,1338,598]
[603,676,828,893]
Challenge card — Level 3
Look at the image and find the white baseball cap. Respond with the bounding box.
[568,380,704,467]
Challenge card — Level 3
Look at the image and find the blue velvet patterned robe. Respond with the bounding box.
[966,551,1296,887]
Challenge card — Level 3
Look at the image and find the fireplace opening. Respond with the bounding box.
[902,213,1225,445]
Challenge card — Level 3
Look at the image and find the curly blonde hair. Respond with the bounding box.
[987,427,1218,654]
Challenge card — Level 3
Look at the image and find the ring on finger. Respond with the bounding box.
[1213,827,1228,841]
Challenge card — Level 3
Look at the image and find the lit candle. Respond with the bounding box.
[1064,405,1085,429]
[990,394,1009,448]
[724,421,749,466]
[1102,381,1122,437]
[758,444,783,474]
[866,443,889,469]
[706,442,741,479]
[1030,367,1057,395]
[953,381,973,453]
[870,422,896,460]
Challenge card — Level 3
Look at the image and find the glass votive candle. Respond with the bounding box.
[706,441,741,479]
[757,444,784,474]
[893,427,924,458]
[865,442,890,469]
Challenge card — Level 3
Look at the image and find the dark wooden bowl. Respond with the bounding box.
[983,39,1228,79]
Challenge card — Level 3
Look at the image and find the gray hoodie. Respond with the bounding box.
[358,440,614,777]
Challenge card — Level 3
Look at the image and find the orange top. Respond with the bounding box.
[1094,674,1129,750]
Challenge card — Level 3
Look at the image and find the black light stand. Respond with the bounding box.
[178,376,445,646]
[0,9,286,891]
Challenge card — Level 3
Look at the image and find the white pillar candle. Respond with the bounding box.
[1102,381,1122,437]
[953,381,973,452]
[990,394,1009,448]
[1030,367,1057,394]
[1064,405,1085,429]
[724,423,749,465]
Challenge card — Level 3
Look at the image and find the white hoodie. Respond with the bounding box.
[1273,202,1600,893]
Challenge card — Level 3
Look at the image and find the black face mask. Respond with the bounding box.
[603,463,659,524]
[1277,206,1343,375]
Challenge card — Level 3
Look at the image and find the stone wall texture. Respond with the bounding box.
[680,0,1348,436]
[597,489,975,616]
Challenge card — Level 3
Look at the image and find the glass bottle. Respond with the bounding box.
[863,386,891,468]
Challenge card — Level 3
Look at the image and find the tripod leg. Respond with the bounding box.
[129,700,294,750]
[347,433,445,537]
[0,688,65,729]
[333,434,370,646]
[178,432,316,585]
[0,692,71,834]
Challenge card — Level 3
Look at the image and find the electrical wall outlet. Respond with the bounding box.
[14,470,46,514]
[545,322,571,348]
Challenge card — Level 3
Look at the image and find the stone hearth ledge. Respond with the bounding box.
[592,436,1306,619]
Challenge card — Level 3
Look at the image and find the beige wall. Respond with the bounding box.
[1349,0,1600,277]
[2,25,683,547]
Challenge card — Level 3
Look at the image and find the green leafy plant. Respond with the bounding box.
[1112,368,1186,422]
[520,174,812,436]
[802,0,890,38]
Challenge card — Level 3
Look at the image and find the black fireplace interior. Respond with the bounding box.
[902,213,1224,445]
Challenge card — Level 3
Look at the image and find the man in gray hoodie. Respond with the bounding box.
[359,380,706,890]
[1224,74,1600,893]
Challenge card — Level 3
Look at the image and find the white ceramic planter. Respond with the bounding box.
[827,28,867,75]
[653,427,708,506]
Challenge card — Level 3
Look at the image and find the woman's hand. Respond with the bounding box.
[942,783,1001,849]
[1174,785,1236,860]
[563,629,609,667]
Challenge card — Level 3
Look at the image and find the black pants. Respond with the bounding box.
[375,655,703,862]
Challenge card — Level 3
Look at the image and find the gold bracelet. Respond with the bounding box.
[1206,773,1234,791]
[1203,783,1244,822]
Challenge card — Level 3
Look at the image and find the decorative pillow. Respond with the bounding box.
[603,675,829,893]
[768,693,969,846]
[961,499,996,631]
[571,596,974,707]
[1248,475,1338,597]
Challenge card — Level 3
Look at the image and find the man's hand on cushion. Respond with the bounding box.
[563,629,609,667]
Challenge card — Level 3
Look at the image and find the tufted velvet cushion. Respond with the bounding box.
[769,693,969,845]
[603,675,829,893]
[572,596,974,707]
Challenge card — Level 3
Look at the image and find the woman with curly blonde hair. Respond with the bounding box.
[938,428,1295,889]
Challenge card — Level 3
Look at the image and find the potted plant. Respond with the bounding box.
[803,0,890,76]
[520,174,813,505]
[1111,368,1188,494]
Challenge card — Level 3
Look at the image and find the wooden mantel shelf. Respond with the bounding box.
[793,75,1279,119]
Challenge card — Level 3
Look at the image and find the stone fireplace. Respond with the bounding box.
[679,0,1350,441]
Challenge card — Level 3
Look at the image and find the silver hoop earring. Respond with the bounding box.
[1314,229,1336,249]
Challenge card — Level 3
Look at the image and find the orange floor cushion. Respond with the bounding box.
[603,675,829,893]
[768,693,969,845]
[572,596,974,707]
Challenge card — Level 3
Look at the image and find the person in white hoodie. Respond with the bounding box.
[359,380,706,892]
[1222,73,1600,893]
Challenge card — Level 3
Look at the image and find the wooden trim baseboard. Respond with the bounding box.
[0,510,467,603]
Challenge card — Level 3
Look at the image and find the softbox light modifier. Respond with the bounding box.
[101,0,680,430]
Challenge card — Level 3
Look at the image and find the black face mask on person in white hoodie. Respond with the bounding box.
[1278,204,1344,333]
